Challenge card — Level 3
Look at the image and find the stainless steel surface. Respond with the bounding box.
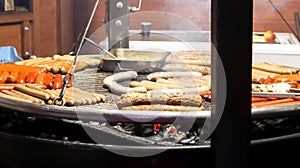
[294,12,300,40]
[290,88,300,93]
[129,30,211,42]
[84,37,117,59]
[99,48,171,72]
[141,22,151,36]
[106,0,129,49]
[57,0,100,103]
[129,0,142,12]
[252,92,300,98]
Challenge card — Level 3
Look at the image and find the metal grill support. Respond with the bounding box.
[106,0,130,49]
[211,0,253,168]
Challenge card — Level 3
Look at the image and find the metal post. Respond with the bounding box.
[106,0,130,49]
[211,0,253,168]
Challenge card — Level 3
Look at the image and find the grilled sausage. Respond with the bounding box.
[130,81,164,90]
[35,72,46,85]
[252,62,300,74]
[117,91,203,108]
[43,72,54,89]
[103,71,147,95]
[14,84,50,100]
[251,97,269,103]
[10,90,45,104]
[0,91,32,103]
[26,72,38,84]
[273,74,300,82]
[25,84,56,100]
[0,84,14,91]
[17,71,29,84]
[53,74,63,89]
[252,98,295,108]
[147,71,203,81]
[121,104,204,111]
[6,71,19,83]
[0,71,10,83]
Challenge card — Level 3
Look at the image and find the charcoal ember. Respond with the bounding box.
[115,123,154,137]
[149,125,186,143]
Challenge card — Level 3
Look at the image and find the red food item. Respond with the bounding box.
[251,97,268,103]
[53,74,63,90]
[35,72,46,85]
[26,72,38,84]
[17,71,29,84]
[264,30,276,42]
[252,98,294,108]
[258,78,265,84]
[199,91,211,97]
[7,71,19,83]
[0,71,10,84]
[43,72,54,89]
[265,76,274,84]
[65,74,74,88]
[153,124,161,134]
[290,83,297,88]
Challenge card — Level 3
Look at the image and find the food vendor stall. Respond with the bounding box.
[0,0,299,167]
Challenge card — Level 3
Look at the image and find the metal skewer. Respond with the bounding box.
[53,0,100,105]
[268,0,299,41]
[294,12,300,41]
[84,37,117,59]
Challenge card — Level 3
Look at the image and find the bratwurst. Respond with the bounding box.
[117,91,203,108]
[103,71,147,95]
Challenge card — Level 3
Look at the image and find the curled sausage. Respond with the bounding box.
[103,71,147,95]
